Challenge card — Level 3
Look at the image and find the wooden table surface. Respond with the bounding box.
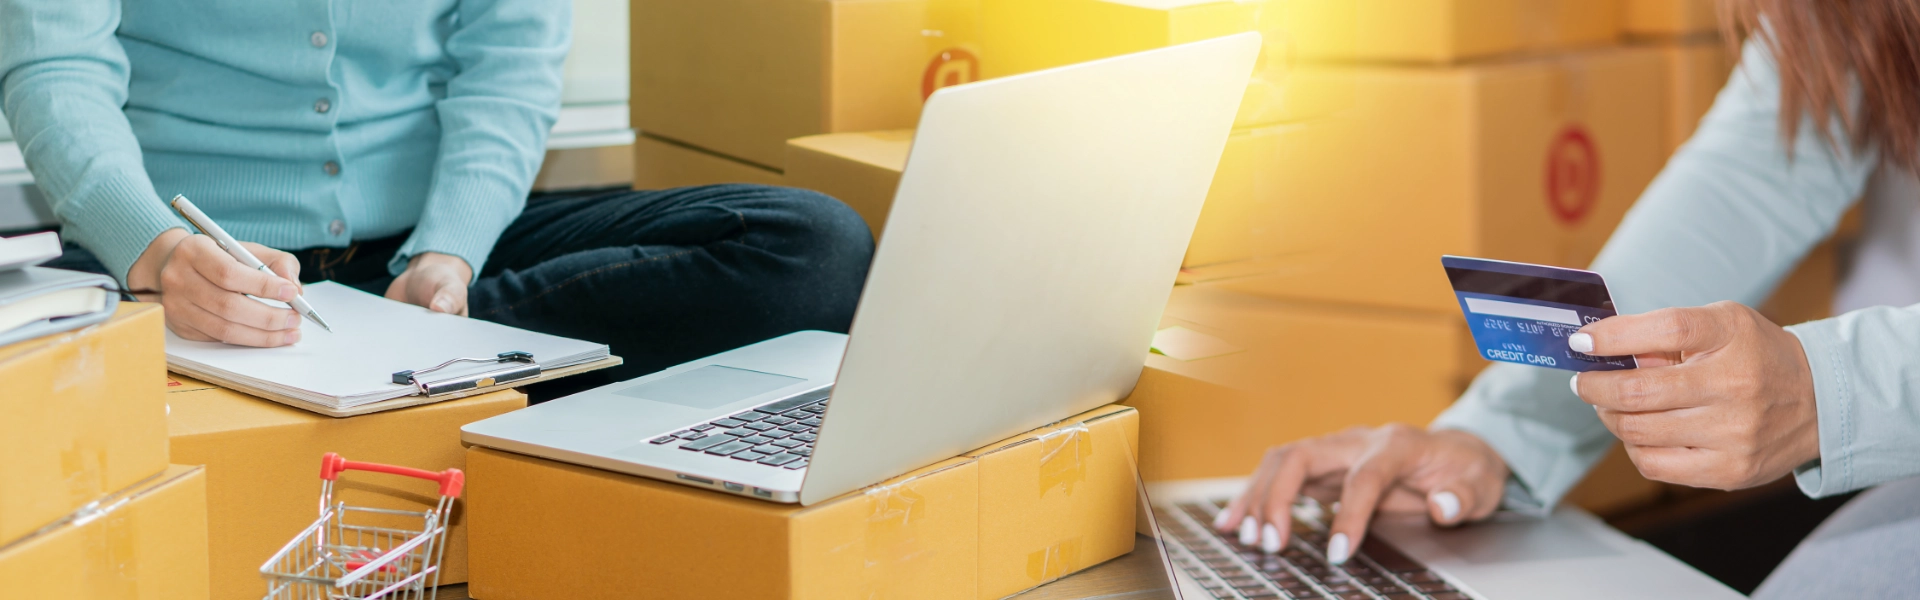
[435,534,1179,599]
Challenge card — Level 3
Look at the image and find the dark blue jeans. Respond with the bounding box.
[55,184,874,401]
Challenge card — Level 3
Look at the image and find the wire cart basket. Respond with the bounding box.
[260,452,465,600]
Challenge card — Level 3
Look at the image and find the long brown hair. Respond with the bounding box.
[1724,0,1920,170]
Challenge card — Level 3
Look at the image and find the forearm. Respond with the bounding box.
[389,0,568,276]
[0,0,182,283]
[1785,304,1920,497]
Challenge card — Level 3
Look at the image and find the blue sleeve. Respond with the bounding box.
[1431,38,1874,512]
[0,0,187,284]
[389,0,570,276]
[1786,305,1920,497]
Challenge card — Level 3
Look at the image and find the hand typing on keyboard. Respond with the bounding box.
[1212,425,1509,564]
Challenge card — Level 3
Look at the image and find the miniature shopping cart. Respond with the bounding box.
[260,453,464,600]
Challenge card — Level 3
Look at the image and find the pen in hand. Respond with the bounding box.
[169,195,334,332]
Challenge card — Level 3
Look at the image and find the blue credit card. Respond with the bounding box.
[1442,256,1636,372]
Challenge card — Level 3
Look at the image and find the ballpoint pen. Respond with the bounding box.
[169,195,334,332]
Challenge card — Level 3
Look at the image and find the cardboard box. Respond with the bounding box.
[0,303,169,546]
[0,465,210,600]
[469,448,980,600]
[1623,0,1720,38]
[166,379,525,599]
[632,0,981,169]
[1126,285,1468,481]
[980,0,1350,127]
[1181,47,1667,314]
[1655,38,1733,154]
[1284,0,1521,64]
[1517,0,1621,51]
[966,405,1140,599]
[785,129,914,239]
[535,144,635,192]
[633,133,784,191]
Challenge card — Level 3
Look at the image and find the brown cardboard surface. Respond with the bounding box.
[467,447,979,600]
[632,133,784,190]
[1654,38,1733,154]
[784,129,915,240]
[632,0,980,169]
[1622,0,1720,38]
[967,405,1140,599]
[166,379,524,599]
[0,465,210,600]
[1125,285,1466,481]
[0,303,169,546]
[1517,0,1621,51]
[1182,47,1667,314]
[1760,239,1838,328]
[1284,0,1521,64]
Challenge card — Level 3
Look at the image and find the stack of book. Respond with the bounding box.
[0,232,119,346]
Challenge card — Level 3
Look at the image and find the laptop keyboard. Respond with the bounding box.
[645,395,827,470]
[1155,499,1470,600]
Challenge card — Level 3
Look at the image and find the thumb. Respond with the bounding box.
[1572,304,1734,358]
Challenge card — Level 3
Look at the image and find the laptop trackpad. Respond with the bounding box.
[1427,517,1621,564]
[614,365,804,409]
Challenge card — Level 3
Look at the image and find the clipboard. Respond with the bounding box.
[168,354,623,418]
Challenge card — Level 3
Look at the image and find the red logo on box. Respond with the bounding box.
[922,48,980,101]
[1545,125,1600,225]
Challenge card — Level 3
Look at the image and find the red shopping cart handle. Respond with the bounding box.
[320,452,464,498]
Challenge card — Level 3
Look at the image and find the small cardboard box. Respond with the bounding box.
[966,405,1140,599]
[1181,47,1668,314]
[166,379,525,599]
[632,0,981,169]
[1126,285,1469,481]
[1654,38,1734,154]
[1622,0,1720,38]
[468,448,981,600]
[0,465,210,600]
[784,129,914,240]
[633,133,784,191]
[1517,0,1622,51]
[979,0,1350,127]
[0,303,169,546]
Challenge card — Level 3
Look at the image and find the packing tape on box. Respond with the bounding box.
[52,327,115,511]
[1037,422,1092,497]
[862,471,931,597]
[0,468,167,597]
[1025,536,1085,585]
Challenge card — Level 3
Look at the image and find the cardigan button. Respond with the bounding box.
[322,161,340,176]
[328,220,346,236]
[310,32,328,48]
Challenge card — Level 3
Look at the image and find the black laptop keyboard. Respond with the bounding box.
[1155,499,1469,600]
[646,396,827,470]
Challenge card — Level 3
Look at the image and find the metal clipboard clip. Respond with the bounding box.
[391,351,540,397]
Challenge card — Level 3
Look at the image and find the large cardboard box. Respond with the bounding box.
[632,0,981,169]
[468,404,1142,600]
[1622,0,1720,38]
[469,449,980,599]
[966,405,1140,599]
[166,379,525,599]
[1655,38,1733,154]
[1182,47,1668,314]
[0,465,210,600]
[1126,285,1468,481]
[784,129,914,239]
[1517,0,1622,51]
[0,303,169,546]
[979,0,1352,127]
[632,133,783,190]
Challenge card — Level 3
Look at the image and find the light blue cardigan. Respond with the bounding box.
[0,0,570,282]
[1435,39,1919,509]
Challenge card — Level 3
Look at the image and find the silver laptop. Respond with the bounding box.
[460,33,1262,505]
[1143,479,1745,599]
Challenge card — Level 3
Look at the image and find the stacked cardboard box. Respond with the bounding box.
[628,0,986,188]
[0,304,211,597]
[468,405,1140,599]
[166,374,526,599]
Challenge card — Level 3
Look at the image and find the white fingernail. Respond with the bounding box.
[1239,516,1259,546]
[1213,510,1233,530]
[1431,491,1461,522]
[1569,373,1581,397]
[1261,523,1283,554]
[1569,332,1594,353]
[1326,532,1351,565]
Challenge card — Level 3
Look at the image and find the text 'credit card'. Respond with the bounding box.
[1442,256,1636,372]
